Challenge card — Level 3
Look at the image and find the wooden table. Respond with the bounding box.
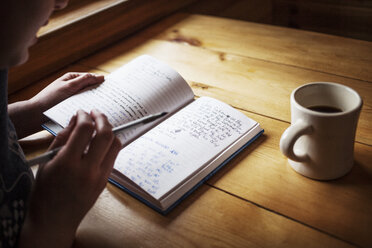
[11,13,372,247]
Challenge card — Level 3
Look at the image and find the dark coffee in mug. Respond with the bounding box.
[307,105,343,113]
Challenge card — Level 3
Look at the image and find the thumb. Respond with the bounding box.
[48,115,77,150]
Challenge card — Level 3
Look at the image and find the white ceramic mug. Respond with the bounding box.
[280,82,362,180]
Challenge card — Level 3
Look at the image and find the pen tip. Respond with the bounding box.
[160,112,168,117]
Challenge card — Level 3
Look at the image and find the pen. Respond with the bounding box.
[27,112,168,166]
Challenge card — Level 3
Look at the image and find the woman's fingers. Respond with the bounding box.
[63,73,104,91]
[62,110,95,159]
[51,109,120,174]
[84,109,116,166]
[59,72,85,80]
[49,114,76,150]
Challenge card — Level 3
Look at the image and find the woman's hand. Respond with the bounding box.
[9,72,104,138]
[19,110,122,248]
[30,72,104,111]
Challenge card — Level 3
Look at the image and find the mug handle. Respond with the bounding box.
[280,120,313,162]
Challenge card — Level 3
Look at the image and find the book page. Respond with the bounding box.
[43,55,194,143]
[114,97,257,200]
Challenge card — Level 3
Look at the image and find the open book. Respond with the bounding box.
[43,55,264,214]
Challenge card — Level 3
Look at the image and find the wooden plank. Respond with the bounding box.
[74,184,354,248]
[38,0,127,36]
[77,37,372,145]
[138,13,372,82]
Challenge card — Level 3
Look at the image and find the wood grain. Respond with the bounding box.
[75,184,354,248]
[77,30,372,145]
[139,14,372,82]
